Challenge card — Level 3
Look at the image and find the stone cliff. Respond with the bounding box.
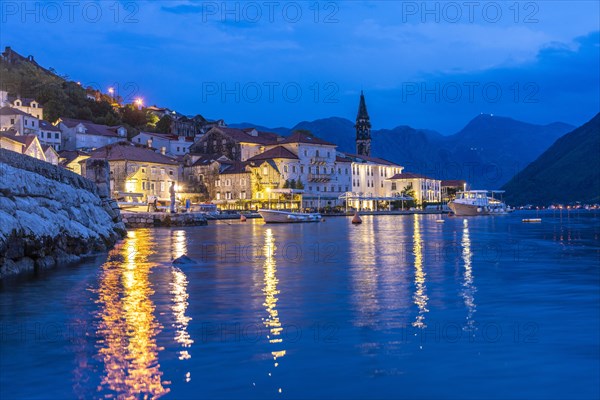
[0,149,126,278]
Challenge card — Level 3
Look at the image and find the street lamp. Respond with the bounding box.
[135,97,143,110]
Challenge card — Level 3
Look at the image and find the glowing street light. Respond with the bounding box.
[108,87,114,95]
[135,97,143,109]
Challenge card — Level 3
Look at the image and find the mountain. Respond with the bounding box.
[502,113,600,205]
[232,115,574,187]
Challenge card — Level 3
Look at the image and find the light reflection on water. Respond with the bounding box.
[1,213,598,399]
[94,230,169,399]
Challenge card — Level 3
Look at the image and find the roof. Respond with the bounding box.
[136,131,180,141]
[247,146,298,162]
[0,131,38,147]
[58,118,124,138]
[441,180,466,187]
[208,127,281,145]
[7,96,39,107]
[89,143,179,165]
[58,150,90,165]
[0,106,33,117]
[279,130,336,146]
[0,131,25,147]
[220,161,250,175]
[39,120,61,132]
[389,172,437,180]
[42,145,58,154]
[343,153,399,166]
[335,155,353,163]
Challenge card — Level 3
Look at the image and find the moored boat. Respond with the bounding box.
[448,190,511,216]
[258,209,322,223]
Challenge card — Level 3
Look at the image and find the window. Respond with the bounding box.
[177,147,180,152]
[327,151,330,157]
[300,166,304,173]
[309,186,313,191]
[331,167,334,173]
[304,150,307,156]
[216,180,221,187]
[323,187,327,192]
[241,191,246,199]
[161,168,165,175]
[316,186,320,192]
[141,168,146,173]
[226,179,231,186]
[338,186,342,192]
[240,178,246,186]
[10,119,14,125]
[345,186,349,191]
[316,150,320,157]
[216,192,221,200]
[226,192,232,199]
[160,182,165,192]
[346,168,349,175]
[142,182,146,190]
[151,183,155,190]
[55,133,59,139]
[263,166,268,176]
[292,166,296,173]
[284,165,288,173]
[169,170,174,176]
[151,167,156,175]
[331,186,335,192]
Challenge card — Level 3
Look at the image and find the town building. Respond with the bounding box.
[0,91,44,119]
[89,142,180,202]
[0,106,39,135]
[58,150,91,175]
[42,145,59,166]
[188,127,282,162]
[131,131,194,157]
[0,131,47,162]
[38,120,62,151]
[171,114,225,138]
[214,162,252,209]
[56,118,127,151]
[387,172,442,205]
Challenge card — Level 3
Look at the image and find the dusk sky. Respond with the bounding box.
[1,0,599,133]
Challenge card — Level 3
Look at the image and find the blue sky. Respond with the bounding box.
[1,0,598,133]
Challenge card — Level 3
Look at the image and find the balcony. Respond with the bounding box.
[308,173,332,182]
[310,157,328,165]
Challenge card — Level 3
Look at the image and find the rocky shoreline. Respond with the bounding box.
[0,150,126,279]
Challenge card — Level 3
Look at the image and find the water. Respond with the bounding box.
[1,212,599,399]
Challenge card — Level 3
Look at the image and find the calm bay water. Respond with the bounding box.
[1,212,599,399]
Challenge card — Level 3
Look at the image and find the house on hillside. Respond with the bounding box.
[38,120,62,151]
[0,91,44,119]
[56,117,127,151]
[0,131,47,162]
[0,106,39,135]
[58,150,91,175]
[131,131,193,157]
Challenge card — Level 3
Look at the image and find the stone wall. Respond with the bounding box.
[0,149,126,278]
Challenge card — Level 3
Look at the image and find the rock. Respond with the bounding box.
[173,255,196,265]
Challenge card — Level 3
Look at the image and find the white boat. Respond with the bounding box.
[258,209,322,223]
[448,190,511,216]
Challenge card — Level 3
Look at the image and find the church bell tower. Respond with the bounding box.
[355,91,372,157]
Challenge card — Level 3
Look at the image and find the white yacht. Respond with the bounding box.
[448,190,511,216]
[258,209,322,223]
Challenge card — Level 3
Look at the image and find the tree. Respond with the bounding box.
[156,115,172,133]
[122,104,147,128]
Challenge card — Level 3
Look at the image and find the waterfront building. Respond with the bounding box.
[131,131,194,157]
[214,162,252,209]
[56,117,127,151]
[38,120,62,151]
[387,172,442,205]
[188,126,282,162]
[89,142,180,202]
[0,106,39,135]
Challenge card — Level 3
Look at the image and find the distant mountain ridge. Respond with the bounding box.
[231,114,575,187]
[502,113,600,205]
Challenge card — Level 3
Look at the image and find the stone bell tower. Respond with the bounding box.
[355,90,372,157]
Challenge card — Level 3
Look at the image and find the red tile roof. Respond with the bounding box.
[59,118,124,138]
[220,161,250,175]
[0,106,33,117]
[210,127,281,145]
[0,132,38,149]
[280,130,336,146]
[89,143,179,165]
[389,172,436,180]
[247,146,298,162]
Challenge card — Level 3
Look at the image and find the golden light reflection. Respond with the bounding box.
[412,214,429,329]
[262,229,286,393]
[95,230,169,399]
[171,267,193,361]
[461,219,477,332]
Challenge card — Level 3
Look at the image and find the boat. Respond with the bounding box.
[448,190,511,216]
[258,209,322,223]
